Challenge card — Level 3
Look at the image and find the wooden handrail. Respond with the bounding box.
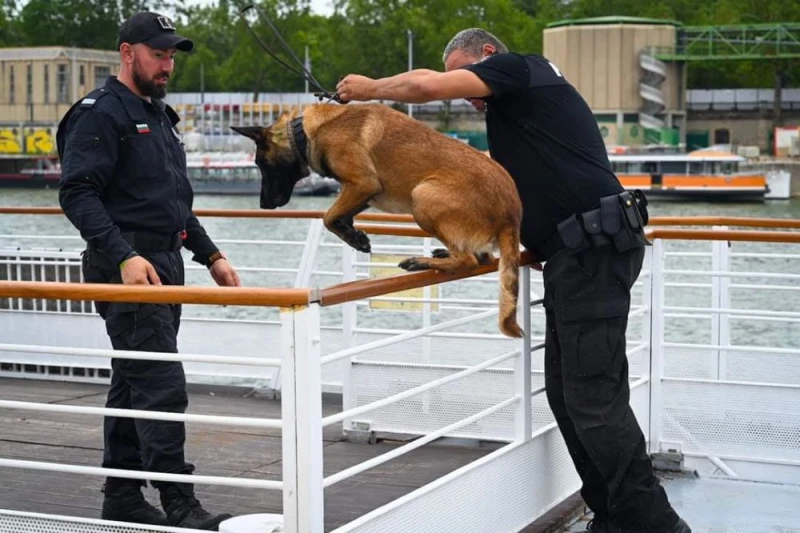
[645,229,800,243]
[0,281,310,307]
[2,207,799,230]
[355,223,430,238]
[319,251,536,307]
[0,206,413,223]
[1,229,798,307]
[647,216,800,229]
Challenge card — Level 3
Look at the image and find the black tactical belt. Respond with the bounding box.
[533,190,648,262]
[119,230,185,252]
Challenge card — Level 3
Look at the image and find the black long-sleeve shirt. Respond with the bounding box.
[55,76,218,266]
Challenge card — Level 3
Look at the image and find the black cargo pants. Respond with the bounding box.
[81,243,194,489]
[542,244,679,532]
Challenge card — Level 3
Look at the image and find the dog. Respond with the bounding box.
[231,103,524,338]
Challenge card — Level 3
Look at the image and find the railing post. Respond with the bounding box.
[515,265,532,442]
[294,219,324,288]
[717,227,731,381]
[281,304,324,533]
[641,243,653,378]
[710,226,723,378]
[341,245,357,432]
[648,238,665,455]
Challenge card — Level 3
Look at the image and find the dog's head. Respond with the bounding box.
[230,114,310,209]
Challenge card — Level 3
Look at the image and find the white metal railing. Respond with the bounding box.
[1,216,800,532]
[647,230,800,484]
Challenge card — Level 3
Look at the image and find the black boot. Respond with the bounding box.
[101,478,168,526]
[159,482,232,530]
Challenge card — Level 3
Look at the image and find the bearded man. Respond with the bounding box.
[55,11,239,530]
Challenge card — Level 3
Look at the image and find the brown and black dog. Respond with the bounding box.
[231,103,524,337]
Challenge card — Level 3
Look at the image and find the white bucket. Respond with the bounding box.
[219,513,284,533]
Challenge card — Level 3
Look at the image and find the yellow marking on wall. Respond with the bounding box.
[369,254,440,312]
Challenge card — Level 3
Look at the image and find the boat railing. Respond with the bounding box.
[0,209,799,531]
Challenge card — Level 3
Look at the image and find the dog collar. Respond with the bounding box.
[287,116,308,164]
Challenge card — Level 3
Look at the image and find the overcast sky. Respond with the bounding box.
[14,0,337,16]
[186,0,335,15]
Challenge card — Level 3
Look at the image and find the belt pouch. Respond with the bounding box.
[557,214,587,250]
[580,208,608,248]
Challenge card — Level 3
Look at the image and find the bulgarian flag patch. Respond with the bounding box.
[136,123,151,134]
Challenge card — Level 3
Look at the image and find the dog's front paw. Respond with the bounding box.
[431,248,450,259]
[398,257,431,271]
[346,230,371,254]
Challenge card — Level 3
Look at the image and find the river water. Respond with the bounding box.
[1,189,799,351]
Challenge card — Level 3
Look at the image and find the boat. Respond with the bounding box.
[606,146,776,201]
[185,151,341,196]
[0,155,61,189]
[0,151,342,197]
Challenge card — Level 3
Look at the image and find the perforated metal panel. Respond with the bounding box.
[0,510,207,533]
[660,379,800,463]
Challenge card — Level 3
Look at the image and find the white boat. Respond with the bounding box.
[605,146,792,201]
[185,151,341,196]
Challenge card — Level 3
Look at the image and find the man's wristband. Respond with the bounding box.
[119,251,139,270]
[206,251,225,268]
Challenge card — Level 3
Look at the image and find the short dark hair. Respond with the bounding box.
[442,28,508,63]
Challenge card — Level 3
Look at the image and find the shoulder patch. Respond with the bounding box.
[79,88,111,108]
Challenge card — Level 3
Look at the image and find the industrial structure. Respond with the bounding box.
[542,17,800,149]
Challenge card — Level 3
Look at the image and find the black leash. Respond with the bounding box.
[238,4,344,104]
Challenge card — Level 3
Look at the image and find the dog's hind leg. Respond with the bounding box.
[400,180,493,273]
[399,249,480,273]
[323,181,380,253]
[430,248,493,265]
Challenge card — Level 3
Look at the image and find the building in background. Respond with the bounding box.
[0,47,119,156]
[543,16,687,148]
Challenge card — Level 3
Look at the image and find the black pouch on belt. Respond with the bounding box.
[556,214,588,251]
[580,208,611,249]
[602,193,640,253]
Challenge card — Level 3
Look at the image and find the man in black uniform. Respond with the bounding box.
[336,28,691,533]
[56,11,239,530]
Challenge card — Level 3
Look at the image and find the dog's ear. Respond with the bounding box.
[230,125,266,143]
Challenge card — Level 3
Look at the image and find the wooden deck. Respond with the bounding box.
[0,377,581,532]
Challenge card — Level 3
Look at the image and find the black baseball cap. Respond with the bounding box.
[117,11,194,52]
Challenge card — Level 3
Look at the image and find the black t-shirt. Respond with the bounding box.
[463,52,623,251]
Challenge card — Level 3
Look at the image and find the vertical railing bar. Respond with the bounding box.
[515,265,532,442]
[648,238,665,455]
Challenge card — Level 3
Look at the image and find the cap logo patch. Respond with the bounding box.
[156,16,176,30]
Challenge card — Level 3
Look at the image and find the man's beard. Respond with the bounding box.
[133,63,168,99]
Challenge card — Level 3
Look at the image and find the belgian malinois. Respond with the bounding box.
[231,103,524,337]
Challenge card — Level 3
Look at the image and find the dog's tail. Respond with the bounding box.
[497,225,523,338]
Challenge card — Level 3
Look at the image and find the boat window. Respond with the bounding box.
[642,162,658,173]
[660,162,688,174]
[721,162,737,174]
[689,162,705,174]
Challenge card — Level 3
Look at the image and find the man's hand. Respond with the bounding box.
[120,256,161,285]
[209,253,241,287]
[336,74,376,103]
